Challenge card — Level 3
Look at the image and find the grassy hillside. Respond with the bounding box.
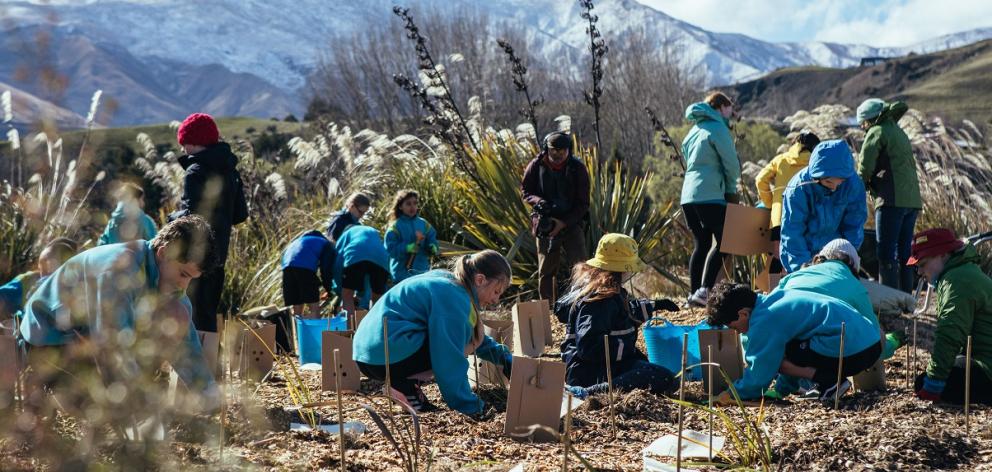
[725,39,992,125]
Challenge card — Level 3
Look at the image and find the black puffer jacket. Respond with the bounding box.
[558,289,652,387]
[170,142,249,264]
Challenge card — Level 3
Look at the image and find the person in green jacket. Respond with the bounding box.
[857,99,922,293]
[909,228,992,405]
[680,92,741,307]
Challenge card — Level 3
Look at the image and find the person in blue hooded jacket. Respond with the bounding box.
[281,230,335,319]
[353,250,513,415]
[384,189,439,283]
[97,182,158,246]
[0,238,77,323]
[706,283,882,403]
[19,216,219,410]
[780,139,868,273]
[679,92,741,307]
[334,225,391,316]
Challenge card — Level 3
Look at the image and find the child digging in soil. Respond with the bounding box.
[707,283,882,404]
[909,228,992,405]
[384,189,439,283]
[352,250,513,415]
[0,238,78,325]
[280,229,335,319]
[334,225,390,316]
[557,233,680,400]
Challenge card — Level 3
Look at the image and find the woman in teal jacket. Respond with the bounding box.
[680,92,741,307]
[353,250,513,415]
[780,139,867,272]
[384,189,439,283]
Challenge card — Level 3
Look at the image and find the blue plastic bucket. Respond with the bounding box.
[643,318,710,380]
[296,315,348,364]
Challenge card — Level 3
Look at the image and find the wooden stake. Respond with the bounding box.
[677,332,688,472]
[965,335,972,437]
[911,318,918,379]
[834,322,846,410]
[905,328,911,390]
[383,318,392,420]
[707,344,714,460]
[333,349,346,472]
[603,335,616,439]
[562,393,573,472]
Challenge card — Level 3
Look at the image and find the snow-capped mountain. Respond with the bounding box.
[2,0,990,125]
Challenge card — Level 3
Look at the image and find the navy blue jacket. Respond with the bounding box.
[326,209,359,243]
[558,290,651,387]
[281,230,335,293]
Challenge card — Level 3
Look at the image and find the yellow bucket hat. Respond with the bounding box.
[586,233,646,273]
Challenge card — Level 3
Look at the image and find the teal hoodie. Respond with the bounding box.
[98,202,158,246]
[19,241,214,391]
[732,289,881,399]
[0,271,41,319]
[352,270,511,415]
[680,102,741,205]
[384,214,438,282]
[777,260,879,330]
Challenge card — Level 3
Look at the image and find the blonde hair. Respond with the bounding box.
[559,262,623,306]
[450,250,512,308]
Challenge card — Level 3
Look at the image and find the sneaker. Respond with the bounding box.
[817,379,852,403]
[687,287,710,307]
[401,383,438,412]
[565,385,590,400]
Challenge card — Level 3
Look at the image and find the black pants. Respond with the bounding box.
[682,203,727,292]
[914,358,992,405]
[536,223,587,301]
[785,339,882,387]
[582,359,676,396]
[356,340,433,398]
[188,264,226,332]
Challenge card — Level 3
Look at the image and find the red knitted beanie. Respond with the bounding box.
[177,113,220,146]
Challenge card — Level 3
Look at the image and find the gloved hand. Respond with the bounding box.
[724,193,740,204]
[429,243,440,256]
[565,385,589,400]
[915,376,945,402]
[405,242,418,254]
[652,299,680,312]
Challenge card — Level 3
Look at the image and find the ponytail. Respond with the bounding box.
[450,250,512,308]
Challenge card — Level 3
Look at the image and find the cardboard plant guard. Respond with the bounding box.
[721,203,773,256]
[697,329,744,395]
[512,302,546,358]
[754,257,784,294]
[226,321,277,382]
[468,354,507,388]
[322,331,361,392]
[503,356,565,442]
[0,334,16,405]
[853,359,886,392]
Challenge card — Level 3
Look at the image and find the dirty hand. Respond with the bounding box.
[713,390,735,406]
[549,218,566,237]
[915,376,945,402]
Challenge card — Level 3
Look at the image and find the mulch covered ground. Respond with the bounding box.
[4,307,992,470]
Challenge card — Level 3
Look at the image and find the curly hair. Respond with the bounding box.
[151,215,218,272]
[705,282,757,327]
[390,189,419,222]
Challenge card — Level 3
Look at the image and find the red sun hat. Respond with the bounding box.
[177,113,220,146]
[907,228,964,266]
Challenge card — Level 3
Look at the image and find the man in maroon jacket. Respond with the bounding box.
[521,132,591,301]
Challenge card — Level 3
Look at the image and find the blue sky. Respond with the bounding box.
[636,0,992,46]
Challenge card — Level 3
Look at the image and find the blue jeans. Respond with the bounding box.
[875,206,919,293]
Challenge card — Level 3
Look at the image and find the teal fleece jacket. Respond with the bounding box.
[732,289,881,399]
[384,214,438,282]
[98,202,158,245]
[19,241,214,392]
[352,270,511,415]
[777,260,879,330]
[680,101,741,204]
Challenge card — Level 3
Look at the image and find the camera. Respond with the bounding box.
[533,201,555,239]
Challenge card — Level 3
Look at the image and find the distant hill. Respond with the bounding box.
[724,39,992,124]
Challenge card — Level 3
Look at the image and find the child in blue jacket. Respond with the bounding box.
[557,234,679,399]
[335,225,391,316]
[0,238,77,324]
[384,190,438,283]
[353,250,513,415]
[281,230,335,318]
[20,216,219,407]
[326,192,371,244]
[98,182,158,245]
[707,283,882,403]
[780,139,868,273]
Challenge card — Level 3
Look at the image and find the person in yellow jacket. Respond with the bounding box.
[755,130,820,272]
